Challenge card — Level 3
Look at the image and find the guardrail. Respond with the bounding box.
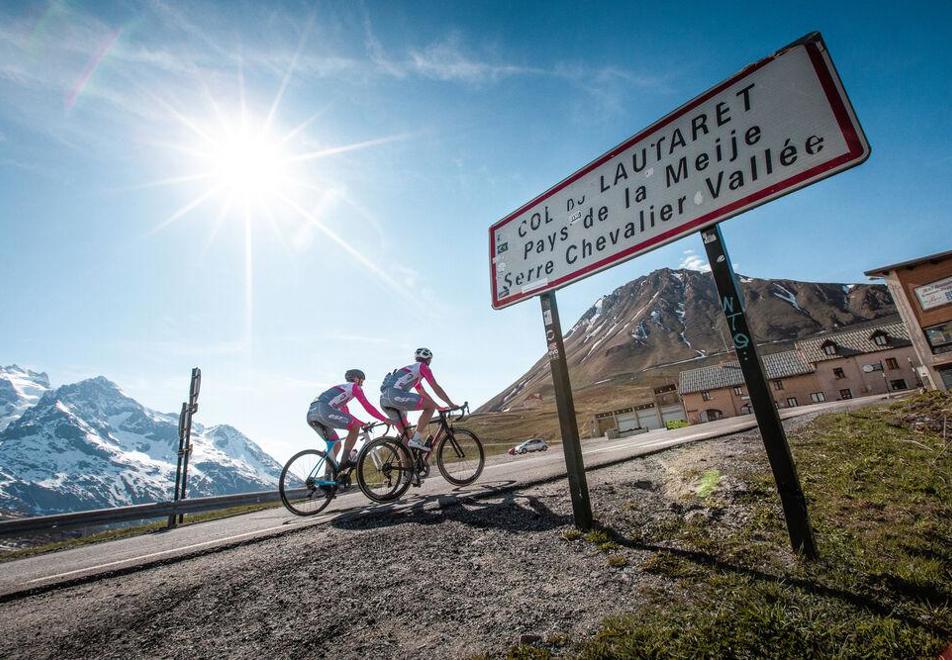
[0,488,308,538]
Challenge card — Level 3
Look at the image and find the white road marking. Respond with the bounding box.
[27,518,322,584]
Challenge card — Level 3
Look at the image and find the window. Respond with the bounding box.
[786,397,798,407]
[872,332,889,347]
[885,357,899,370]
[925,321,952,355]
[810,392,826,403]
[833,367,846,379]
[701,391,712,401]
[733,386,743,395]
[889,379,908,391]
[839,389,852,400]
[822,341,837,356]
[771,379,784,391]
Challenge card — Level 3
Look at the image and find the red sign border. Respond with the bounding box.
[489,32,870,310]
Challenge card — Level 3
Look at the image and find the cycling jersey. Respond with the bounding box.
[382,362,435,392]
[308,382,388,441]
[315,382,363,409]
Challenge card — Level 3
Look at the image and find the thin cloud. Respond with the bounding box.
[407,36,543,83]
[679,249,711,272]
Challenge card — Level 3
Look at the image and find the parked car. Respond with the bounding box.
[508,438,549,455]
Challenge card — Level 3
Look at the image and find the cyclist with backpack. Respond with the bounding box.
[307,369,390,471]
[379,347,458,452]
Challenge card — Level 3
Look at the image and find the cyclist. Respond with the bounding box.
[307,369,390,472]
[379,347,457,453]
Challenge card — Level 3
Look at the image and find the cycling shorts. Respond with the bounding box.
[306,401,358,442]
[379,388,426,412]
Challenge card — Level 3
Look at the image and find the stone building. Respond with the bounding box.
[865,250,952,390]
[679,321,920,423]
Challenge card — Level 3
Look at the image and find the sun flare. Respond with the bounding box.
[202,120,289,203]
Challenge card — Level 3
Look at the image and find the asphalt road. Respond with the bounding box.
[0,394,895,599]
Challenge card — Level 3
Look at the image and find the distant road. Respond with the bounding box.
[0,393,898,599]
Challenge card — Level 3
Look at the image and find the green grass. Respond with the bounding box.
[694,468,721,498]
[0,502,280,563]
[520,393,952,658]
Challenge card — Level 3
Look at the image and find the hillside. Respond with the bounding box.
[480,268,895,414]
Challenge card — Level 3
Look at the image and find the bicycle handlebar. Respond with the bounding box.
[439,401,469,420]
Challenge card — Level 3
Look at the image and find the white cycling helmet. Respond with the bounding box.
[414,347,433,363]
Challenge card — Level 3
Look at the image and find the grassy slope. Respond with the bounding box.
[510,392,952,659]
[466,381,656,451]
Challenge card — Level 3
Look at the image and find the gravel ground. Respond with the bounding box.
[0,423,802,659]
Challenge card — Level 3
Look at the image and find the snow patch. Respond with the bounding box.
[772,283,802,311]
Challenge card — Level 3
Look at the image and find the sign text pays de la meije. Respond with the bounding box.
[489,34,869,309]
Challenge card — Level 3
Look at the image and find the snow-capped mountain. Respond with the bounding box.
[0,365,51,431]
[0,375,284,516]
[480,268,896,412]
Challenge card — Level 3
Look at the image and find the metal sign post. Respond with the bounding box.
[168,401,189,529]
[541,292,593,530]
[177,367,201,524]
[701,226,817,558]
[168,367,201,529]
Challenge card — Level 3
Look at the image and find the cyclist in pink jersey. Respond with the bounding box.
[307,369,390,469]
[379,347,457,451]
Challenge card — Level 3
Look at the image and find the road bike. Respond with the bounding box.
[279,421,391,516]
[355,402,485,502]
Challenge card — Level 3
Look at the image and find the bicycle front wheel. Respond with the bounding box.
[436,427,484,486]
[356,437,412,502]
[280,449,336,516]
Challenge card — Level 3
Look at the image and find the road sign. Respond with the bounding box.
[914,276,952,311]
[490,32,869,309]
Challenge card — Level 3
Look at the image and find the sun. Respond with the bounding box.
[206,121,288,203]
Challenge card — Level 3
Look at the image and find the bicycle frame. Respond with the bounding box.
[393,403,470,446]
[310,425,381,487]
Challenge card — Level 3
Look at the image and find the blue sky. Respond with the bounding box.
[1,1,950,461]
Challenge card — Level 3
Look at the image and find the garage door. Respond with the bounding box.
[661,404,687,425]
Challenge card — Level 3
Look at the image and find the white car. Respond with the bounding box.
[508,438,549,455]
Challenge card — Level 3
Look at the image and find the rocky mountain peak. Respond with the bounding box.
[0,370,284,516]
[481,267,896,412]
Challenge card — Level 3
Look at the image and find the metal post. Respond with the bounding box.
[168,401,189,529]
[540,292,593,531]
[701,226,817,559]
[177,368,201,524]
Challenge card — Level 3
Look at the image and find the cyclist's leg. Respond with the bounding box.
[380,390,414,439]
[389,391,435,450]
[414,394,439,441]
[319,405,361,468]
[339,422,361,468]
[307,419,339,480]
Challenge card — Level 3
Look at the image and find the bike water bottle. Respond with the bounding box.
[348,448,358,463]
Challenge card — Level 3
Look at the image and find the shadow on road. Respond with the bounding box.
[330,484,572,535]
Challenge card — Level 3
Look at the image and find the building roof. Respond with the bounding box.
[679,350,813,394]
[796,321,910,363]
[864,249,952,277]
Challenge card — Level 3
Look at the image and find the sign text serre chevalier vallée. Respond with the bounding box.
[489,33,869,309]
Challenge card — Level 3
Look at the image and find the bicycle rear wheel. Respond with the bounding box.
[356,437,412,502]
[436,427,484,486]
[280,449,336,516]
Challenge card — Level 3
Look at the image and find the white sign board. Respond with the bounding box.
[914,276,952,311]
[489,33,869,309]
